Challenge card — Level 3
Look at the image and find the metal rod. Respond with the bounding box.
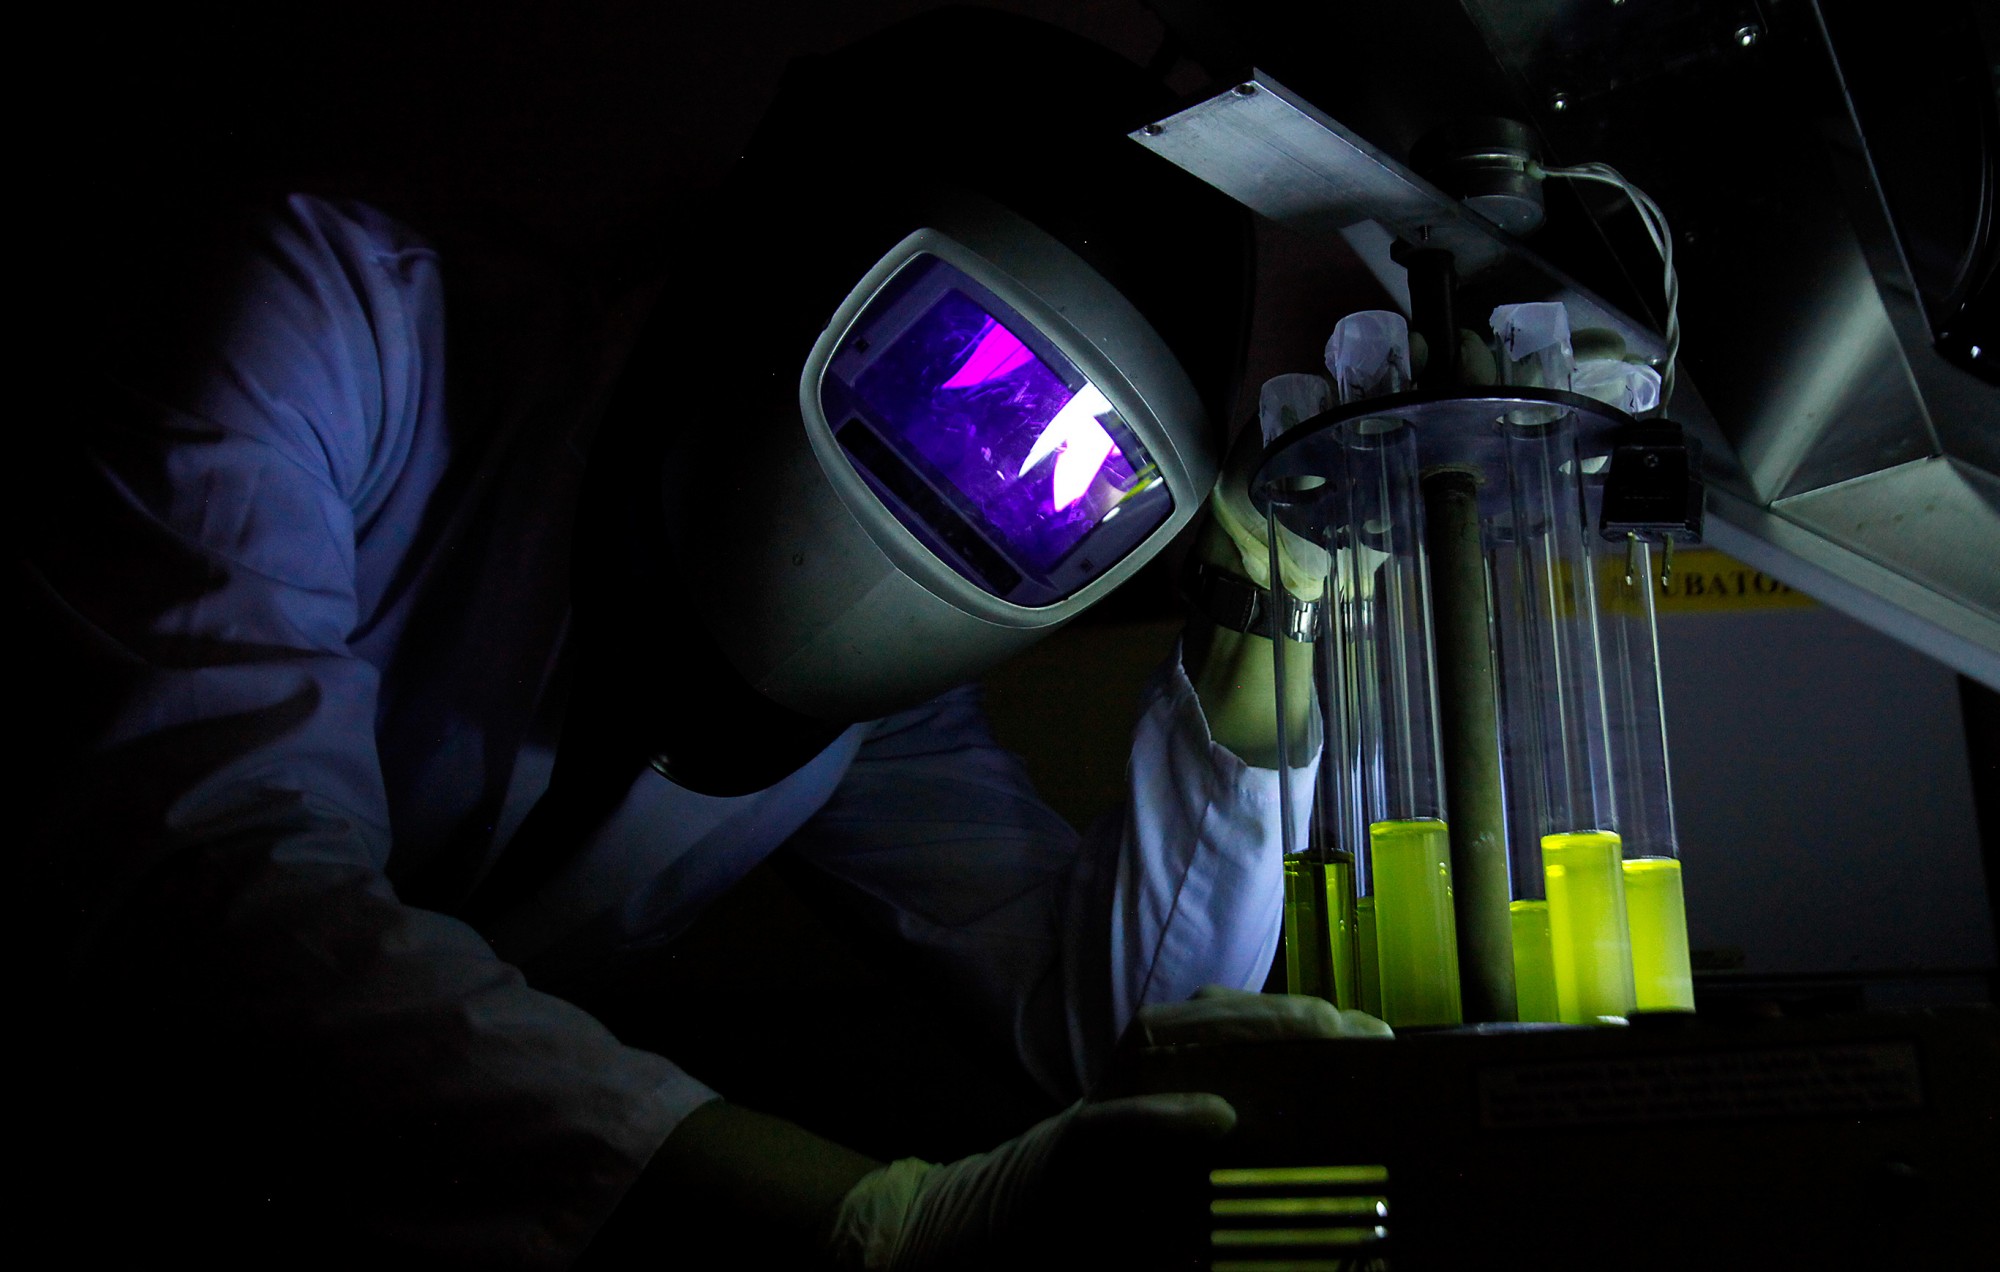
[1401,245,1460,387]
[1422,468,1517,1022]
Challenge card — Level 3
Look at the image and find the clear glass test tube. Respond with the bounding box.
[1263,375,1358,1008]
[1572,355,1687,1012]
[1600,536,1694,1011]
[1571,360,1662,418]
[1295,556,1362,1012]
[1321,311,1460,1028]
[1495,304,1636,1024]
[1346,422,1459,1027]
[1490,543,1560,1023]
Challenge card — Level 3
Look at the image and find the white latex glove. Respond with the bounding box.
[825,987,1390,1269]
[1131,983,1393,1047]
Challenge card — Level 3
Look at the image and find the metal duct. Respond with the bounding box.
[1142,0,2000,686]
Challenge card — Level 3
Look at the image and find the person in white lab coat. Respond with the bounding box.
[20,11,1382,1267]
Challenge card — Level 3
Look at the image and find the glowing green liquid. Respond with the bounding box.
[1282,856,1358,1008]
[1510,899,1559,1023]
[1325,858,1357,1009]
[1369,819,1461,1027]
[1283,858,1327,1000]
[1543,830,1635,1023]
[1623,857,1695,1012]
[1355,897,1380,1017]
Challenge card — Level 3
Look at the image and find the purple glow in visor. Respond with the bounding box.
[824,254,1174,604]
[944,320,1119,510]
[940,321,1036,389]
[1018,383,1118,510]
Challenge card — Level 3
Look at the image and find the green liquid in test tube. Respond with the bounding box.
[1543,830,1633,1022]
[1283,855,1360,1008]
[1283,858,1329,1000]
[1323,854,1358,1009]
[1624,856,1694,1011]
[1510,898,1559,1023]
[1355,897,1381,1017]
[1599,537,1695,1014]
[1494,305,1635,1025]
[1272,311,1459,1028]
[1370,818,1460,1026]
[1282,858,1321,998]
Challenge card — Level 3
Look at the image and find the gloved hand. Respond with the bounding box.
[1124,983,1392,1048]
[824,987,1390,1270]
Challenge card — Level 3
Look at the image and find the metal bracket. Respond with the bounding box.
[1130,71,1667,362]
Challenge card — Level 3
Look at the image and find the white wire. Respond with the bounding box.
[1534,161,1680,405]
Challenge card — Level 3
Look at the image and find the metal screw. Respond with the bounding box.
[1550,90,1570,112]
[1735,24,1762,47]
[1142,122,1164,136]
[1233,82,1258,96]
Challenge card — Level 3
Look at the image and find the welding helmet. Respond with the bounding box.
[609,10,1253,794]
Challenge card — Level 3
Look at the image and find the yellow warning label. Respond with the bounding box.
[1599,549,1815,615]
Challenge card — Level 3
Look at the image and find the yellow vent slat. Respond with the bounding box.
[1212,1225,1387,1247]
[1211,1196,1387,1217]
[1210,1165,1390,1187]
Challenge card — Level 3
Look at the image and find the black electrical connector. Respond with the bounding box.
[1598,421,1703,546]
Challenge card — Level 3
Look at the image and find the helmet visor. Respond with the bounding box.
[820,254,1175,607]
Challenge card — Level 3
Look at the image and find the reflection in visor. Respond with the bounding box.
[823,254,1175,606]
[1017,384,1117,511]
[940,319,1036,388]
[944,318,1119,512]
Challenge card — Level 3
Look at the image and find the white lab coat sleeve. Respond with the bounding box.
[780,656,1311,1103]
[23,197,707,1265]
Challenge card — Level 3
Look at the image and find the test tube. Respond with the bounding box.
[1264,374,1359,1007]
[1572,359,1690,1012]
[1308,460,1361,1016]
[1490,543,1560,1023]
[1600,536,1694,1011]
[1325,312,1460,1028]
[1494,303,1636,1024]
[1571,360,1662,418]
[1281,807,1360,1009]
